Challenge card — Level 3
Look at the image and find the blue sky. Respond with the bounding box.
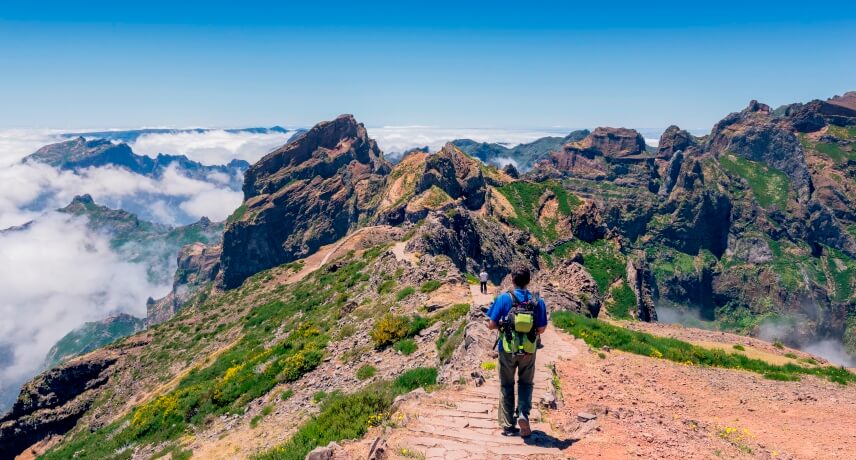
[1,1,855,131]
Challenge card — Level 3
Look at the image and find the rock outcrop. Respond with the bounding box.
[0,351,118,459]
[570,200,607,243]
[406,208,538,284]
[417,143,486,210]
[537,260,601,318]
[147,242,222,325]
[656,125,696,159]
[626,255,657,322]
[536,127,658,190]
[220,114,390,288]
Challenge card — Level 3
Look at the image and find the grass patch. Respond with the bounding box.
[719,153,790,209]
[356,364,378,380]
[396,286,416,301]
[496,180,580,242]
[377,279,397,294]
[607,281,636,320]
[554,239,625,293]
[733,344,745,351]
[552,311,856,385]
[254,368,436,460]
[280,389,294,401]
[312,390,328,403]
[420,280,442,293]
[436,324,466,364]
[481,361,497,371]
[393,338,417,355]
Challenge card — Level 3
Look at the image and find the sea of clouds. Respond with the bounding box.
[0,127,291,413]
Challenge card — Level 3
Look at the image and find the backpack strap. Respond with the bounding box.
[507,289,520,307]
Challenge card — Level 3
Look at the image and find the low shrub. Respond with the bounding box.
[370,314,411,348]
[393,339,417,356]
[552,311,856,385]
[396,286,416,301]
[254,368,437,460]
[356,364,377,380]
[420,280,442,293]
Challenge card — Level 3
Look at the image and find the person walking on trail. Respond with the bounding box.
[486,266,548,437]
[479,269,489,294]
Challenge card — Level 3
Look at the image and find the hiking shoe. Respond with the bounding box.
[500,427,519,437]
[517,417,532,437]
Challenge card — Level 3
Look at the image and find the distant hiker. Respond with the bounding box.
[486,266,548,437]
[479,269,489,294]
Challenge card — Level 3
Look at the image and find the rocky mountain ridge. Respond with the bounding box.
[2,92,855,459]
[25,137,250,187]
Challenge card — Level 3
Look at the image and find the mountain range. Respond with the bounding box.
[1,92,855,459]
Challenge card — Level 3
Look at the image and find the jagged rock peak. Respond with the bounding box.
[417,143,486,210]
[656,125,696,159]
[242,114,387,198]
[563,127,647,158]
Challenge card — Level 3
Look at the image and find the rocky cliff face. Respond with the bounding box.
[535,127,658,190]
[0,351,119,459]
[147,242,222,326]
[220,114,390,288]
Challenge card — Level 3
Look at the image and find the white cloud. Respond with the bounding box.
[130,130,291,165]
[366,126,571,154]
[0,213,168,406]
[491,156,519,169]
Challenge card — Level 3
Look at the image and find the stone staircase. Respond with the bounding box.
[385,323,581,459]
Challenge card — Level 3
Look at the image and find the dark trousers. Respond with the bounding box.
[480,281,487,293]
[498,351,536,429]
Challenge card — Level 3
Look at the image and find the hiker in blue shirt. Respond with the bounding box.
[486,265,548,437]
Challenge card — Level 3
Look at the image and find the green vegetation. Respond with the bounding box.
[356,364,378,380]
[227,204,248,224]
[312,390,329,403]
[607,281,636,320]
[719,153,790,209]
[280,389,294,401]
[393,338,417,355]
[480,361,496,371]
[816,142,851,163]
[496,180,581,242]
[251,405,274,428]
[827,124,856,140]
[420,279,442,293]
[552,311,856,384]
[254,368,437,460]
[436,324,466,364]
[733,344,746,351]
[377,279,397,294]
[554,239,626,293]
[825,248,855,301]
[465,273,479,285]
[370,314,412,348]
[422,185,453,208]
[396,286,416,301]
[431,303,470,325]
[42,255,372,460]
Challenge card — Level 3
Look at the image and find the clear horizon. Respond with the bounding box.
[1,1,854,130]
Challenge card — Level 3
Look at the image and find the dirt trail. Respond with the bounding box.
[375,282,584,460]
[384,325,581,459]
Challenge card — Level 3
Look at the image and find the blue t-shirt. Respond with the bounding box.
[487,289,548,350]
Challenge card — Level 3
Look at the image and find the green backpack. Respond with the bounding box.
[500,290,539,355]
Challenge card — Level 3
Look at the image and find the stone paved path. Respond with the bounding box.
[384,284,582,459]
